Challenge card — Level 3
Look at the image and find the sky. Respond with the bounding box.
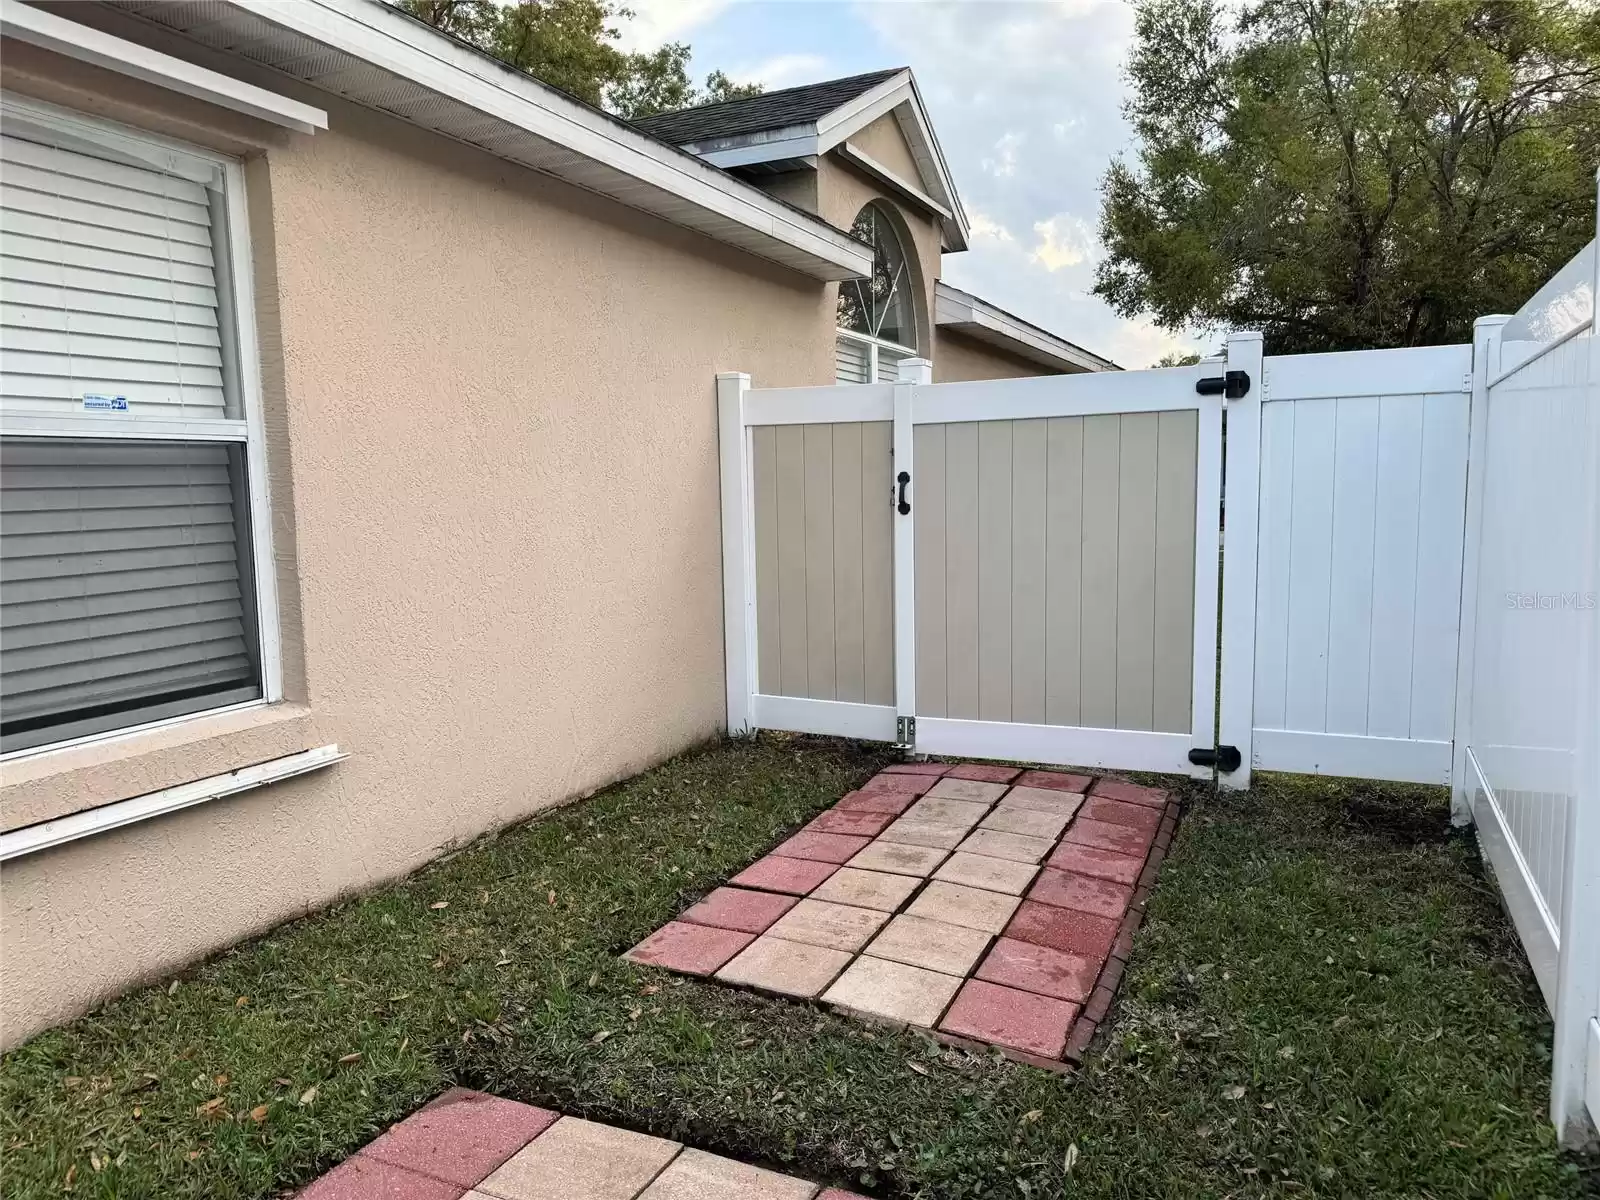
[616,0,1209,369]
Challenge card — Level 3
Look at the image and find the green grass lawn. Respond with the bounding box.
[2,735,1592,1198]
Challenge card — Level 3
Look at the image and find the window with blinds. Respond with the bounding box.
[834,335,870,384]
[0,98,266,754]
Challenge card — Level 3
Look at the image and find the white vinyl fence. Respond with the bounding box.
[716,178,1599,1142]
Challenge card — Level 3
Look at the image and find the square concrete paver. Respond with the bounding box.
[997,787,1085,817]
[879,818,968,849]
[847,840,947,877]
[883,761,950,776]
[1090,777,1168,808]
[638,1147,816,1200]
[715,935,851,997]
[362,1088,557,1188]
[822,954,963,1027]
[906,880,1020,934]
[806,808,897,837]
[771,831,873,864]
[1015,769,1093,792]
[1047,841,1145,885]
[1081,795,1163,833]
[765,898,890,952]
[477,1116,680,1200]
[956,828,1054,864]
[1005,899,1120,960]
[926,777,1009,803]
[1064,817,1153,857]
[939,979,1078,1059]
[944,763,1022,783]
[904,796,991,827]
[300,1156,464,1200]
[679,887,797,934]
[730,855,838,896]
[857,773,935,797]
[863,913,992,976]
[1027,868,1133,920]
[834,789,918,816]
[976,937,1099,1003]
[625,922,755,976]
[933,852,1038,895]
[979,807,1068,840]
[809,867,921,912]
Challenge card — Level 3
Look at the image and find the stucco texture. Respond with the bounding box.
[0,22,834,1046]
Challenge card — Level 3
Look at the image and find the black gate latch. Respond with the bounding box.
[1196,370,1251,400]
[1189,745,1243,773]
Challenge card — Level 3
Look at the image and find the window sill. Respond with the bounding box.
[0,702,322,834]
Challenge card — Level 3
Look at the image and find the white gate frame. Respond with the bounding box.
[719,346,1241,779]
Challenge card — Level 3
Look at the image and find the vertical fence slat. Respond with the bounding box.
[1044,416,1085,727]
[803,423,836,700]
[1283,397,1337,733]
[977,420,1014,721]
[831,423,866,703]
[1115,413,1159,731]
[774,424,809,696]
[752,424,780,696]
[944,422,981,720]
[1080,414,1121,727]
[1367,394,1425,737]
[1011,419,1048,724]
[913,424,947,716]
[1153,410,1197,735]
[861,421,895,706]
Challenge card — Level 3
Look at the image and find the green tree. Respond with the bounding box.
[396,0,761,118]
[1095,0,1600,353]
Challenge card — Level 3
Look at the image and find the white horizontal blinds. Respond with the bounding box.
[0,439,259,752]
[835,335,870,384]
[876,346,908,383]
[0,133,229,420]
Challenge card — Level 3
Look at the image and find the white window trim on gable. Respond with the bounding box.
[0,92,283,759]
[102,0,873,282]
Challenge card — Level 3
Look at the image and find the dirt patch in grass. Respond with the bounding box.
[2,741,1593,1199]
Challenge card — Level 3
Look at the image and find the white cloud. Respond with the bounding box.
[982,131,1023,179]
[732,52,829,89]
[968,210,1016,245]
[1030,215,1097,272]
[614,0,732,52]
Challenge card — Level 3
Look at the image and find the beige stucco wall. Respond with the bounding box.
[849,113,923,185]
[0,24,837,1047]
[933,328,1059,382]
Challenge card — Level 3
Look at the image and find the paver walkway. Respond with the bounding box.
[300,1088,866,1199]
[626,762,1178,1067]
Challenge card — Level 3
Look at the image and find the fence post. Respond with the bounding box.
[716,372,756,735]
[1450,315,1508,825]
[1550,170,1600,1143]
[893,357,930,749]
[1217,330,1264,790]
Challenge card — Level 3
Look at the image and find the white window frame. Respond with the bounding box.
[0,93,282,759]
[836,327,918,383]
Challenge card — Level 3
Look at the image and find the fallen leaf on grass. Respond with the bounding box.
[591,1030,612,1045]
[63,1164,77,1189]
[235,996,250,1008]
[167,982,179,996]
[249,1105,269,1124]
[1064,1143,1079,1173]
[1223,1085,1246,1100]
[1020,1108,1041,1123]
[298,1086,318,1107]
[430,901,449,911]
[196,1097,227,1119]
[908,1063,928,1076]
[547,891,557,905]
[337,1053,362,1066]
[90,1153,103,1172]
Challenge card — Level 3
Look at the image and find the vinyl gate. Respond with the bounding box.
[718,336,1242,780]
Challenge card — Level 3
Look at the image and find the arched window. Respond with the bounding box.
[836,204,916,383]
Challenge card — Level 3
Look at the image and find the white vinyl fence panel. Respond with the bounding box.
[1245,346,1472,784]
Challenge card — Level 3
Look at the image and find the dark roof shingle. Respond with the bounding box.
[632,68,905,146]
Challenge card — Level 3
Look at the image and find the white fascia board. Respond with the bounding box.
[0,745,346,861]
[935,282,1119,373]
[835,141,951,221]
[1,0,327,133]
[816,73,968,251]
[698,131,819,169]
[218,0,871,280]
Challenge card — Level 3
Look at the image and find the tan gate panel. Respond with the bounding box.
[751,422,894,702]
[914,412,1198,734]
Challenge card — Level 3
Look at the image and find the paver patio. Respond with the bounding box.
[626,762,1179,1067]
[298,1088,868,1199]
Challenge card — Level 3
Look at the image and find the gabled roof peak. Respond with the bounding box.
[632,68,907,146]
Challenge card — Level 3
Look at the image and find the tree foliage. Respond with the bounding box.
[397,0,761,118]
[1095,0,1600,352]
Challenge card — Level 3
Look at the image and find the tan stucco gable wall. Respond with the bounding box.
[0,25,838,1046]
[933,327,1062,382]
[848,111,923,186]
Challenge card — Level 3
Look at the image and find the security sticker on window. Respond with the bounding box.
[83,394,129,412]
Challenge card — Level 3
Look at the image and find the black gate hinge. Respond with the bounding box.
[1196,370,1251,400]
[1188,745,1242,773]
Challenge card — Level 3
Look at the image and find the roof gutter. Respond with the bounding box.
[105,0,872,281]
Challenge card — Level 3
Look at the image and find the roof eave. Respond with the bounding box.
[105,0,873,281]
[935,282,1119,373]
